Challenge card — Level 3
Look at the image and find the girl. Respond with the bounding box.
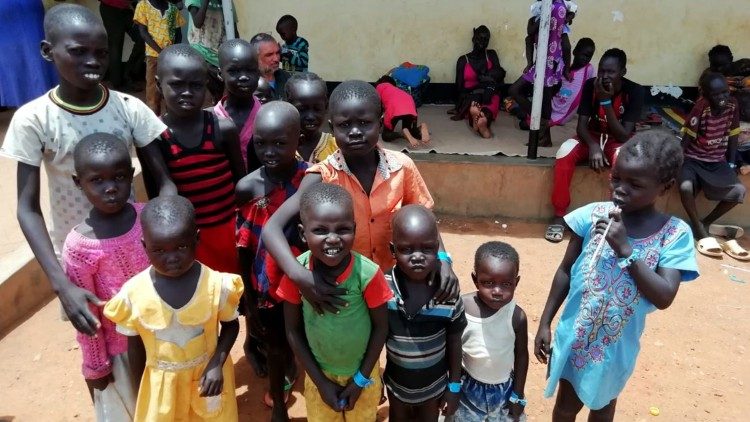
[534,131,699,421]
[63,133,148,421]
[550,37,596,127]
[104,195,244,421]
[375,75,431,149]
[284,72,338,163]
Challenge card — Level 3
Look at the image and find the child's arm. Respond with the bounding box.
[217,117,246,183]
[284,302,344,410]
[440,320,464,416]
[510,306,530,420]
[562,33,572,80]
[595,77,640,143]
[16,163,104,336]
[200,319,239,396]
[127,335,146,394]
[136,142,178,196]
[288,40,310,70]
[237,246,265,336]
[188,0,211,29]
[435,234,460,302]
[534,233,583,363]
[338,304,388,411]
[728,134,739,165]
[136,24,162,55]
[525,17,538,72]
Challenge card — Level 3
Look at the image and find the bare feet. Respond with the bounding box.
[419,122,431,146]
[469,102,481,120]
[476,112,492,138]
[402,128,421,148]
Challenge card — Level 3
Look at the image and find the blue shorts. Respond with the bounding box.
[451,373,526,422]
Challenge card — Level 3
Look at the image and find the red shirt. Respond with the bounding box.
[682,97,741,162]
[100,0,133,9]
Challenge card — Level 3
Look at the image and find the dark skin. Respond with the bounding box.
[524,11,573,80]
[535,157,681,422]
[388,206,462,418]
[286,80,328,162]
[284,203,388,412]
[219,42,261,162]
[255,77,272,104]
[157,54,245,184]
[679,77,739,240]
[452,30,504,121]
[188,0,211,29]
[261,97,459,314]
[23,21,175,337]
[136,0,182,55]
[464,257,528,421]
[276,21,297,45]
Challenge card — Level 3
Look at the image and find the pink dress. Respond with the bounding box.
[550,63,596,126]
[213,95,262,169]
[376,83,418,130]
[522,0,567,87]
[462,56,501,119]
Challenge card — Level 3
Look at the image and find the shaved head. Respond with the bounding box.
[44,4,103,43]
[253,101,301,135]
[392,205,438,240]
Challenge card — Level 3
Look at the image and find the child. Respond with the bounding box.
[235,101,307,419]
[454,241,529,421]
[214,38,262,172]
[384,205,466,420]
[679,72,746,259]
[375,75,431,149]
[276,14,309,73]
[255,77,273,104]
[550,37,596,126]
[277,183,392,421]
[261,80,459,314]
[284,72,338,163]
[104,195,243,421]
[62,133,148,420]
[155,44,246,273]
[534,132,699,421]
[0,4,174,337]
[134,0,185,113]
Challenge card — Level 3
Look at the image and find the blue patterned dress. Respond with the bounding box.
[544,202,699,409]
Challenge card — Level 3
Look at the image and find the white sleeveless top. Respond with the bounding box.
[461,298,516,384]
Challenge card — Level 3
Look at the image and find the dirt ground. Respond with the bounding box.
[1,218,748,421]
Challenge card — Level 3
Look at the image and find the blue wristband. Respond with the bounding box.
[509,391,528,407]
[600,99,612,106]
[437,251,453,265]
[447,381,462,393]
[353,370,374,388]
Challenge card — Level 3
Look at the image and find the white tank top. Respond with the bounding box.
[461,298,516,384]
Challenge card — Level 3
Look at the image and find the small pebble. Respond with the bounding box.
[649,406,660,416]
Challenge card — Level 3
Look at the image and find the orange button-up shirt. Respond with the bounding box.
[306,148,434,270]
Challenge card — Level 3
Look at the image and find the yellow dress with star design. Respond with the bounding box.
[104,264,243,421]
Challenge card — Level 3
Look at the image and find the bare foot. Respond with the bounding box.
[419,122,431,146]
[469,102,481,120]
[403,128,421,149]
[476,113,492,138]
[741,165,750,176]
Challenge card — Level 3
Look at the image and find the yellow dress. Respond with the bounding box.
[296,132,339,164]
[104,264,244,421]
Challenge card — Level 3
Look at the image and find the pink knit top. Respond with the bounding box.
[62,203,149,379]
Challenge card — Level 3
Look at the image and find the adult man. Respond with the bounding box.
[250,33,291,100]
[545,48,644,242]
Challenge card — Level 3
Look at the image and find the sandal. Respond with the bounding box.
[720,239,750,261]
[545,224,565,243]
[696,237,723,258]
[708,224,745,239]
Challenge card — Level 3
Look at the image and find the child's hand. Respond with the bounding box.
[534,324,551,364]
[595,208,632,258]
[59,283,105,336]
[509,402,525,421]
[588,145,608,172]
[199,360,224,397]
[297,270,348,315]
[318,379,344,411]
[338,380,363,411]
[594,77,614,101]
[434,260,460,303]
[564,68,573,82]
[440,390,460,416]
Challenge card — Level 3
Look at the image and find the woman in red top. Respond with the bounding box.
[376,75,430,148]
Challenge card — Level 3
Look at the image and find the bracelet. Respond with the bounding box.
[437,251,453,265]
[599,99,612,106]
[447,381,462,393]
[617,249,640,269]
[728,162,737,169]
[509,391,528,407]
[353,370,374,388]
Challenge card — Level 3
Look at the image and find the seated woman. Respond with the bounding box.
[451,25,506,139]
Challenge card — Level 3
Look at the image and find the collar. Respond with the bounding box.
[307,252,355,285]
[49,84,109,115]
[327,147,403,180]
[388,267,436,314]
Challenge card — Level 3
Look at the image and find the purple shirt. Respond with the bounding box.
[522,0,567,87]
[213,95,262,168]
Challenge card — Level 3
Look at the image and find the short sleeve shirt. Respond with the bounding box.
[682,96,741,162]
[134,0,186,58]
[578,78,644,137]
[185,0,234,67]
[0,87,166,257]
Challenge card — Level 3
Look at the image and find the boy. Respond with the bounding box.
[155,44,245,273]
[455,241,529,421]
[384,205,466,420]
[215,38,262,172]
[679,72,746,258]
[277,183,392,422]
[235,101,308,420]
[284,72,338,163]
[134,0,186,113]
[255,77,273,104]
[276,14,309,73]
[0,4,174,336]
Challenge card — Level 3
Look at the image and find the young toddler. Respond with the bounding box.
[550,37,596,126]
[376,75,431,149]
[276,14,309,73]
[284,72,337,163]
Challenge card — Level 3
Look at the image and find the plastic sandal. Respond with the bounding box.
[545,224,565,243]
[709,224,745,239]
[720,239,750,261]
[696,237,723,258]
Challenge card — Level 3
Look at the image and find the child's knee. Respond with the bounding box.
[679,180,695,196]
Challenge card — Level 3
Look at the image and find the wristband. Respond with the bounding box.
[447,381,462,393]
[729,162,737,169]
[509,391,527,407]
[617,249,640,269]
[437,251,453,265]
[599,99,612,106]
[353,370,374,388]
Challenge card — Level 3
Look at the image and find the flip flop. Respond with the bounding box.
[545,224,565,243]
[696,237,723,258]
[720,239,750,261]
[708,224,745,239]
[261,375,297,408]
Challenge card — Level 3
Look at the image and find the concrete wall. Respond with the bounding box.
[236,0,750,86]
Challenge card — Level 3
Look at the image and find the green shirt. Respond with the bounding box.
[184,0,236,67]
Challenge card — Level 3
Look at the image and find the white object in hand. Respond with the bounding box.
[588,207,620,273]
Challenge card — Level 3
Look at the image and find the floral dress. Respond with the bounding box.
[522,0,567,87]
[544,202,699,409]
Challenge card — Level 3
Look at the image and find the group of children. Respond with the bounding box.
[0,3,709,422]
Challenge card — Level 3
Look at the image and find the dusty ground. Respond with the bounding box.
[1,218,748,421]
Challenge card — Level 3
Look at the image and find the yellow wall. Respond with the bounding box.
[236,0,750,86]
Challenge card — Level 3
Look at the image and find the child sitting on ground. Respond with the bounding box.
[535,131,699,421]
[235,101,308,420]
[277,183,392,422]
[0,4,174,338]
[62,133,149,420]
[262,80,459,315]
[214,38,262,172]
[550,37,596,126]
[104,195,244,421]
[154,44,246,274]
[284,72,338,163]
[453,241,529,421]
[384,205,466,420]
[375,75,431,149]
[679,72,746,259]
[134,0,185,114]
[276,14,309,73]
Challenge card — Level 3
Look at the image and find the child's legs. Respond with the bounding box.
[387,392,441,422]
[551,139,591,217]
[454,374,514,422]
[678,161,705,235]
[509,77,533,116]
[552,378,584,422]
[145,56,161,114]
[260,305,292,411]
[99,3,128,88]
[90,353,137,421]
[700,163,746,225]
[399,115,421,139]
[304,367,382,422]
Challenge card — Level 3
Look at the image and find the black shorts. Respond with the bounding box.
[680,157,746,203]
